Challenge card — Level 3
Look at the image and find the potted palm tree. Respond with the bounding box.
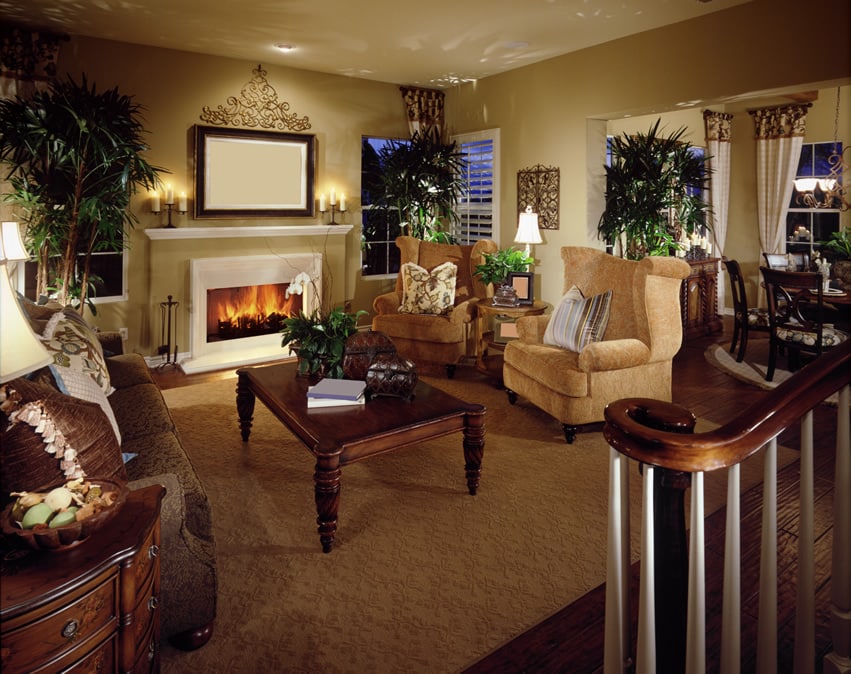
[369,128,466,243]
[0,75,164,313]
[597,119,711,260]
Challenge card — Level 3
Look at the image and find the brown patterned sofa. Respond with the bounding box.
[1,302,216,651]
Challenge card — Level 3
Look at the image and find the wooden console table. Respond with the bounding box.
[1,485,165,673]
[681,257,723,341]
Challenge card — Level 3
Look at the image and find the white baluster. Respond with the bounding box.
[757,438,779,673]
[721,463,741,674]
[605,448,632,674]
[824,384,851,674]
[636,464,656,674]
[795,410,815,673]
[686,471,706,674]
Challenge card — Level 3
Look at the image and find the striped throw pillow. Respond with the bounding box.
[543,285,612,352]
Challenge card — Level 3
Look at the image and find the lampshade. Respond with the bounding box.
[515,206,542,256]
[0,233,52,382]
[0,221,28,261]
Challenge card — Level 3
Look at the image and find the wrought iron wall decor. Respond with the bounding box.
[199,64,311,132]
[517,164,560,230]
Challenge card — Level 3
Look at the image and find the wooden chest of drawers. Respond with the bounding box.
[1,485,165,673]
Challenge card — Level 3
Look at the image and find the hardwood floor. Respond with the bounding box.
[151,319,839,673]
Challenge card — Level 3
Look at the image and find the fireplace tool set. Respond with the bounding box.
[157,295,180,369]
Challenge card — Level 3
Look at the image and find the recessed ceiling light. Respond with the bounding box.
[275,43,294,52]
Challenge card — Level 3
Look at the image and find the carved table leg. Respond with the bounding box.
[314,452,342,553]
[463,408,486,495]
[235,371,255,442]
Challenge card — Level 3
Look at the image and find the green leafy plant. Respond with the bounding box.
[0,75,164,312]
[597,119,711,260]
[820,226,851,259]
[474,247,534,286]
[280,307,366,379]
[370,128,466,243]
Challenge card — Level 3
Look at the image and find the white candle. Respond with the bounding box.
[165,185,174,205]
[319,194,327,212]
[179,192,188,212]
[339,194,346,212]
[151,191,160,212]
[329,189,336,206]
[706,242,712,256]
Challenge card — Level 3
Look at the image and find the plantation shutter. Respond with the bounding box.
[453,129,500,245]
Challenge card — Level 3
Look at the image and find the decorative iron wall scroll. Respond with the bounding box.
[517,164,560,230]
[199,64,311,132]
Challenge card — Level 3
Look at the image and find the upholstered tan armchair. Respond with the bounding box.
[372,235,498,377]
[503,246,690,443]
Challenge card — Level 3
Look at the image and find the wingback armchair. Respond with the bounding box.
[503,247,691,442]
[372,235,498,377]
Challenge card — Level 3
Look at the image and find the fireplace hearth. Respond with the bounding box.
[181,253,321,374]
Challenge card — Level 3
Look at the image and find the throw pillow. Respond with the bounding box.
[41,308,113,395]
[48,364,122,444]
[543,285,613,352]
[399,261,458,315]
[0,378,127,502]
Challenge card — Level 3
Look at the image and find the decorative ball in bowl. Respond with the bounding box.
[1,477,129,552]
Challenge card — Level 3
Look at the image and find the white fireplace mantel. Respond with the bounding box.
[144,224,353,241]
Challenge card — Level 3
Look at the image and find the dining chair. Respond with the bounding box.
[763,251,811,271]
[759,267,848,381]
[723,259,769,362]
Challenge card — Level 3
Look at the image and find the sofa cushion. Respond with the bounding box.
[399,261,457,315]
[41,308,113,395]
[0,379,127,503]
[503,341,590,397]
[108,383,176,442]
[544,285,612,353]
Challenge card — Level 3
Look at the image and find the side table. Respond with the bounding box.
[1,484,165,673]
[476,300,548,379]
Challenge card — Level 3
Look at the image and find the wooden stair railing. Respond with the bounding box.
[603,339,851,674]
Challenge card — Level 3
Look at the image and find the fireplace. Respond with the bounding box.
[182,253,321,374]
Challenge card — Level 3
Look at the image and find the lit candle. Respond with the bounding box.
[165,185,175,205]
[706,242,712,256]
[329,189,336,206]
[339,194,346,212]
[319,194,327,212]
[151,190,160,212]
[179,192,188,212]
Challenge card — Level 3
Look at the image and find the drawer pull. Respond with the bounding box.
[148,637,157,661]
[62,619,80,640]
[148,595,159,610]
[148,544,160,559]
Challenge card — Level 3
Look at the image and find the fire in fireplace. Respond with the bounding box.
[206,283,302,342]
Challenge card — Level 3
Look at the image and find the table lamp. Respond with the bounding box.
[514,206,542,258]
[1,221,52,383]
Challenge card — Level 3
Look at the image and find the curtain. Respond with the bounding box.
[0,24,65,99]
[704,110,733,313]
[749,104,810,257]
[400,86,444,137]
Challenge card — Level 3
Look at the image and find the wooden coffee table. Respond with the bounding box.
[235,362,486,552]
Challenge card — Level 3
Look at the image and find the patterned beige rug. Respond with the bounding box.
[158,366,796,673]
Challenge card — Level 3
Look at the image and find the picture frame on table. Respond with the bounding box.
[508,272,534,305]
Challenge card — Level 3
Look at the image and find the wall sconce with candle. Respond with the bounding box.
[318,188,346,225]
[151,184,188,228]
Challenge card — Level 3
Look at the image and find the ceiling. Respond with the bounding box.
[2,0,752,89]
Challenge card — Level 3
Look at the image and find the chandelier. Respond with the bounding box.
[794,87,849,212]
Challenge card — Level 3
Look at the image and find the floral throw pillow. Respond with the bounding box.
[41,308,113,395]
[399,261,458,315]
[543,285,613,352]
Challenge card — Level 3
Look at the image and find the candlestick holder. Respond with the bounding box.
[152,202,188,228]
[319,203,343,225]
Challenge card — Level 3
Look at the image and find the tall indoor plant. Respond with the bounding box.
[0,75,164,312]
[369,128,466,243]
[597,119,711,259]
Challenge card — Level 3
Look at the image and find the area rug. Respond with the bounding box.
[705,339,842,405]
[157,368,797,673]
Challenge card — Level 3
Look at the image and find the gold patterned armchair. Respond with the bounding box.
[503,247,690,443]
[372,236,498,377]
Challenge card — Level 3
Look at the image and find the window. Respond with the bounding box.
[23,249,127,304]
[360,129,501,278]
[786,141,841,255]
[452,129,500,245]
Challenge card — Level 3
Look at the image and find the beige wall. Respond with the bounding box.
[52,39,408,355]
[445,0,851,310]
[10,0,851,354]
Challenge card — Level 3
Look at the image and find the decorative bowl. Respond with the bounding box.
[1,477,129,552]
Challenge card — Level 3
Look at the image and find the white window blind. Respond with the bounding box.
[453,129,500,245]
